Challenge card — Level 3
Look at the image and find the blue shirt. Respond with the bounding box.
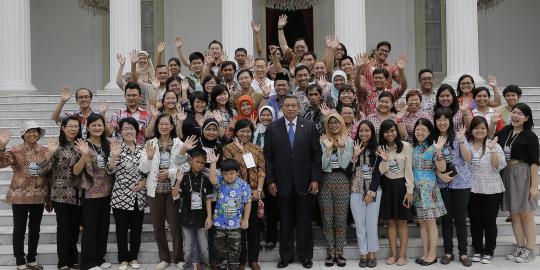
[213,176,251,229]
[437,139,472,189]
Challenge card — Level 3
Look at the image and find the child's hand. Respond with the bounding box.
[240,218,249,229]
[204,217,213,230]
[172,183,180,198]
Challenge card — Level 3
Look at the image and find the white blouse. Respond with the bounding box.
[468,140,507,194]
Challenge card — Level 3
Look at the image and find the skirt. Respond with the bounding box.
[502,161,538,212]
[413,178,447,220]
[379,176,413,221]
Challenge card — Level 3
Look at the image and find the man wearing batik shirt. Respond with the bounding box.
[260,72,290,119]
[355,56,408,115]
[360,41,400,89]
[418,68,437,112]
[111,83,149,145]
[289,65,311,109]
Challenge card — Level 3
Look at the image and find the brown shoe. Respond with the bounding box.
[249,262,261,270]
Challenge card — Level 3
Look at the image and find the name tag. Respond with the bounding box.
[388,159,400,173]
[191,192,203,210]
[243,152,256,169]
[28,162,39,177]
[96,155,106,169]
[361,164,372,180]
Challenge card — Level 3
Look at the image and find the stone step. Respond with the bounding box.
[0,236,537,265]
[0,101,126,111]
[0,107,124,119]
[0,93,125,103]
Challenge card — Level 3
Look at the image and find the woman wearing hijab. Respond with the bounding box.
[253,106,276,149]
[329,70,347,107]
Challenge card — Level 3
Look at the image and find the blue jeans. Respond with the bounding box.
[350,191,382,255]
[182,227,210,270]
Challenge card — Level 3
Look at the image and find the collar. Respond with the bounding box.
[124,106,143,113]
[285,117,298,126]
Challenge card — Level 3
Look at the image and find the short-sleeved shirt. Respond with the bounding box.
[179,171,213,228]
[60,111,100,140]
[362,59,399,89]
[357,85,406,115]
[213,176,251,229]
[421,92,437,112]
[110,107,149,145]
[496,125,540,165]
[402,110,433,143]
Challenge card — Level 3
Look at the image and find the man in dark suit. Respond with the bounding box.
[264,94,322,269]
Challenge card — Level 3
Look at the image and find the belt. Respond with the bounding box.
[331,168,345,173]
[507,159,522,165]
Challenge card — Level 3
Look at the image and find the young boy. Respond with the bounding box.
[208,151,251,270]
[172,149,214,270]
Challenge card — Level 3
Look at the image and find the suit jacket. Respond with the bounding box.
[264,117,322,196]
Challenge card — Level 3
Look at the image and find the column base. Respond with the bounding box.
[0,82,37,92]
[104,81,121,90]
[442,73,485,89]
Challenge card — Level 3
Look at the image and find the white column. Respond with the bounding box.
[222,0,253,60]
[443,0,484,86]
[334,0,366,56]
[105,0,141,90]
[0,0,36,92]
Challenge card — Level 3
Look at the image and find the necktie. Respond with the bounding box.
[288,122,295,147]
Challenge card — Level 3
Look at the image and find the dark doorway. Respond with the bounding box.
[265,8,313,55]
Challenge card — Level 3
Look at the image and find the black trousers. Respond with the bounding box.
[468,192,503,256]
[440,188,470,256]
[263,191,278,243]
[80,197,111,270]
[12,204,44,266]
[278,191,314,262]
[53,202,81,268]
[240,202,261,264]
[112,206,144,263]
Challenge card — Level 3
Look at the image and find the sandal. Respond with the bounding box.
[324,255,335,267]
[335,255,346,267]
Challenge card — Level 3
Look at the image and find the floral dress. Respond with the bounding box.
[412,143,447,219]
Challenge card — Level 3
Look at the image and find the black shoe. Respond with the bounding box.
[459,256,472,267]
[420,258,437,266]
[506,216,512,222]
[367,258,377,268]
[440,254,454,265]
[277,260,289,268]
[335,256,346,267]
[302,260,313,269]
[324,255,334,267]
[265,242,276,250]
[415,258,424,265]
[359,258,368,268]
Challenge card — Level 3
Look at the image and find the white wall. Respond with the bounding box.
[478,0,540,87]
[164,0,222,74]
[31,0,104,93]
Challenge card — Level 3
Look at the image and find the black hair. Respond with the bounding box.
[59,115,82,147]
[86,114,111,156]
[513,103,534,131]
[208,40,223,50]
[221,61,237,72]
[153,113,177,139]
[378,91,397,114]
[189,148,207,160]
[306,84,322,95]
[372,68,389,79]
[221,158,240,172]
[418,68,433,80]
[339,56,354,68]
[191,91,209,111]
[160,90,178,113]
[376,41,392,51]
[434,84,459,115]
[119,117,140,138]
[413,118,434,147]
[294,65,310,76]
[234,48,247,55]
[189,52,205,63]
[294,37,307,46]
[503,84,522,97]
[406,89,423,102]
[473,86,491,99]
[75,88,93,100]
[124,82,142,95]
[302,51,317,60]
[466,116,488,156]
[165,75,182,92]
[379,119,404,153]
[456,74,475,97]
[355,120,378,163]
[433,107,456,149]
[155,64,168,71]
[337,43,347,57]
[283,94,299,105]
[236,69,253,80]
[208,85,234,116]
[168,57,181,67]
[233,119,255,138]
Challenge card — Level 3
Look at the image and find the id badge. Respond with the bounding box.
[81,126,88,140]
[442,148,453,163]
[96,155,106,169]
[125,161,135,171]
[224,201,237,218]
[471,152,481,164]
[191,192,203,210]
[361,164,372,180]
[28,162,39,177]
[503,146,511,160]
[388,159,399,173]
[159,151,170,169]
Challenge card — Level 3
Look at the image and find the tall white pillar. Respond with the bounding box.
[105,0,141,90]
[443,0,484,86]
[222,0,253,59]
[334,0,366,56]
[0,0,36,92]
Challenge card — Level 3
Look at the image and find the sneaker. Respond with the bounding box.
[481,255,493,264]
[89,267,102,270]
[26,262,43,270]
[176,262,184,269]
[129,260,141,269]
[17,265,27,270]
[70,264,80,270]
[471,253,482,262]
[100,263,112,269]
[506,246,523,260]
[118,262,128,270]
[155,262,169,270]
[59,267,70,270]
[516,248,535,263]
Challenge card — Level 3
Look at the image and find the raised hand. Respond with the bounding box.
[60,86,72,102]
[261,83,271,98]
[352,140,365,158]
[316,75,328,88]
[219,51,228,63]
[434,136,447,150]
[233,137,245,153]
[176,106,187,123]
[130,50,139,64]
[376,146,389,162]
[204,51,215,65]
[47,137,59,154]
[355,52,369,67]
[151,77,160,89]
[157,41,166,54]
[145,141,155,160]
[320,134,333,150]
[456,125,467,142]
[207,149,220,164]
[0,129,11,149]
[98,100,109,115]
[110,140,121,158]
[181,135,198,152]
[150,105,159,119]
[246,55,254,68]
[174,36,183,48]
[212,110,224,124]
[459,102,470,113]
[195,114,205,127]
[75,139,89,156]
[396,53,408,70]
[329,35,339,50]
[277,14,288,28]
[319,103,331,117]
[251,21,260,33]
[181,79,189,92]
[491,109,501,125]
[395,99,407,113]
[250,114,257,127]
[324,35,333,48]
[116,53,126,66]
[487,136,499,150]
[337,131,349,148]
[487,74,497,89]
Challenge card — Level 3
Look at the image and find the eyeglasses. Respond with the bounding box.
[328,121,341,126]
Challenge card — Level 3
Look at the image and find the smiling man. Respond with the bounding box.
[361,41,400,89]
[110,82,149,145]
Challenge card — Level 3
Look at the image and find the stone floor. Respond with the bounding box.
[1,260,539,270]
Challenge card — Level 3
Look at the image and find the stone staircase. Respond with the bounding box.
[0,88,539,265]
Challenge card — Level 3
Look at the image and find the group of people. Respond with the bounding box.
[1,16,538,270]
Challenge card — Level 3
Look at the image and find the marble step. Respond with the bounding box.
[0,236,537,265]
[0,93,125,103]
[0,101,126,111]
